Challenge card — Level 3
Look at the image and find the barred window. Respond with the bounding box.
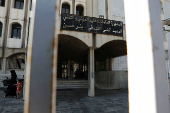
[14,0,24,9]
[0,22,2,37]
[30,0,32,10]
[0,0,5,7]
[62,3,70,14]
[99,61,106,71]
[8,54,25,69]
[11,23,21,39]
[76,5,84,16]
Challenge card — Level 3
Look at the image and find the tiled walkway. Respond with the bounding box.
[57,89,128,113]
[0,89,24,113]
[0,88,129,113]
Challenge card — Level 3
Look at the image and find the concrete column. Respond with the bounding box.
[72,0,75,14]
[86,0,98,17]
[107,0,112,20]
[68,60,71,79]
[88,48,95,97]
[106,59,110,71]
[2,58,6,74]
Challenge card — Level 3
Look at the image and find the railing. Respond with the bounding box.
[60,14,123,37]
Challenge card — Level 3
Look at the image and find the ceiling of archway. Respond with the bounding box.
[58,35,127,61]
[58,34,89,60]
[95,40,127,61]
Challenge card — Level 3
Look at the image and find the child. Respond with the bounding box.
[14,80,22,99]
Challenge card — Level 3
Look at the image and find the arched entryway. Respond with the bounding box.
[95,40,127,89]
[58,34,90,80]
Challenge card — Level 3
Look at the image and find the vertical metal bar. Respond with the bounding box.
[24,0,59,113]
[124,0,170,113]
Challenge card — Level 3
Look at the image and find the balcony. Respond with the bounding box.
[10,8,24,21]
[0,6,6,18]
[6,38,22,48]
[60,14,123,37]
[164,41,168,50]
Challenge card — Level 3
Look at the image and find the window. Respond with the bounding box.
[8,54,25,69]
[27,18,31,45]
[99,61,106,71]
[62,3,70,14]
[11,24,21,39]
[0,0,5,6]
[14,0,24,9]
[30,0,32,10]
[0,59,2,69]
[76,6,84,16]
[0,22,2,37]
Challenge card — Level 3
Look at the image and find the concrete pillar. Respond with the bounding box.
[107,0,112,20]
[106,59,110,71]
[2,58,6,74]
[72,0,75,14]
[68,60,71,79]
[88,48,95,97]
[86,0,98,17]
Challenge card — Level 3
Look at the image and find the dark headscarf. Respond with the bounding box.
[10,70,17,78]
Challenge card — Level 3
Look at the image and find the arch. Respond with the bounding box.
[95,34,125,48]
[11,23,22,39]
[14,0,24,9]
[61,2,70,14]
[7,52,25,58]
[95,40,127,61]
[0,21,2,37]
[59,30,93,47]
[7,53,25,69]
[58,34,90,60]
[76,4,84,16]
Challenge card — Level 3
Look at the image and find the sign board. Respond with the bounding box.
[61,14,123,37]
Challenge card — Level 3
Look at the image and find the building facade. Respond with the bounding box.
[0,0,170,94]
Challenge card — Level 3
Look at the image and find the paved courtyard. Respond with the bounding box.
[0,88,128,113]
[0,89,24,113]
[57,89,128,113]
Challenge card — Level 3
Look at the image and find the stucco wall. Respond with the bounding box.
[98,0,105,18]
[112,0,125,23]
[164,0,170,20]
[95,71,128,89]
[111,55,127,71]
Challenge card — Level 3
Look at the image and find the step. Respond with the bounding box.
[57,82,88,84]
[57,80,88,89]
[57,81,88,83]
[57,87,88,89]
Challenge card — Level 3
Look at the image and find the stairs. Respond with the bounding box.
[57,80,88,89]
